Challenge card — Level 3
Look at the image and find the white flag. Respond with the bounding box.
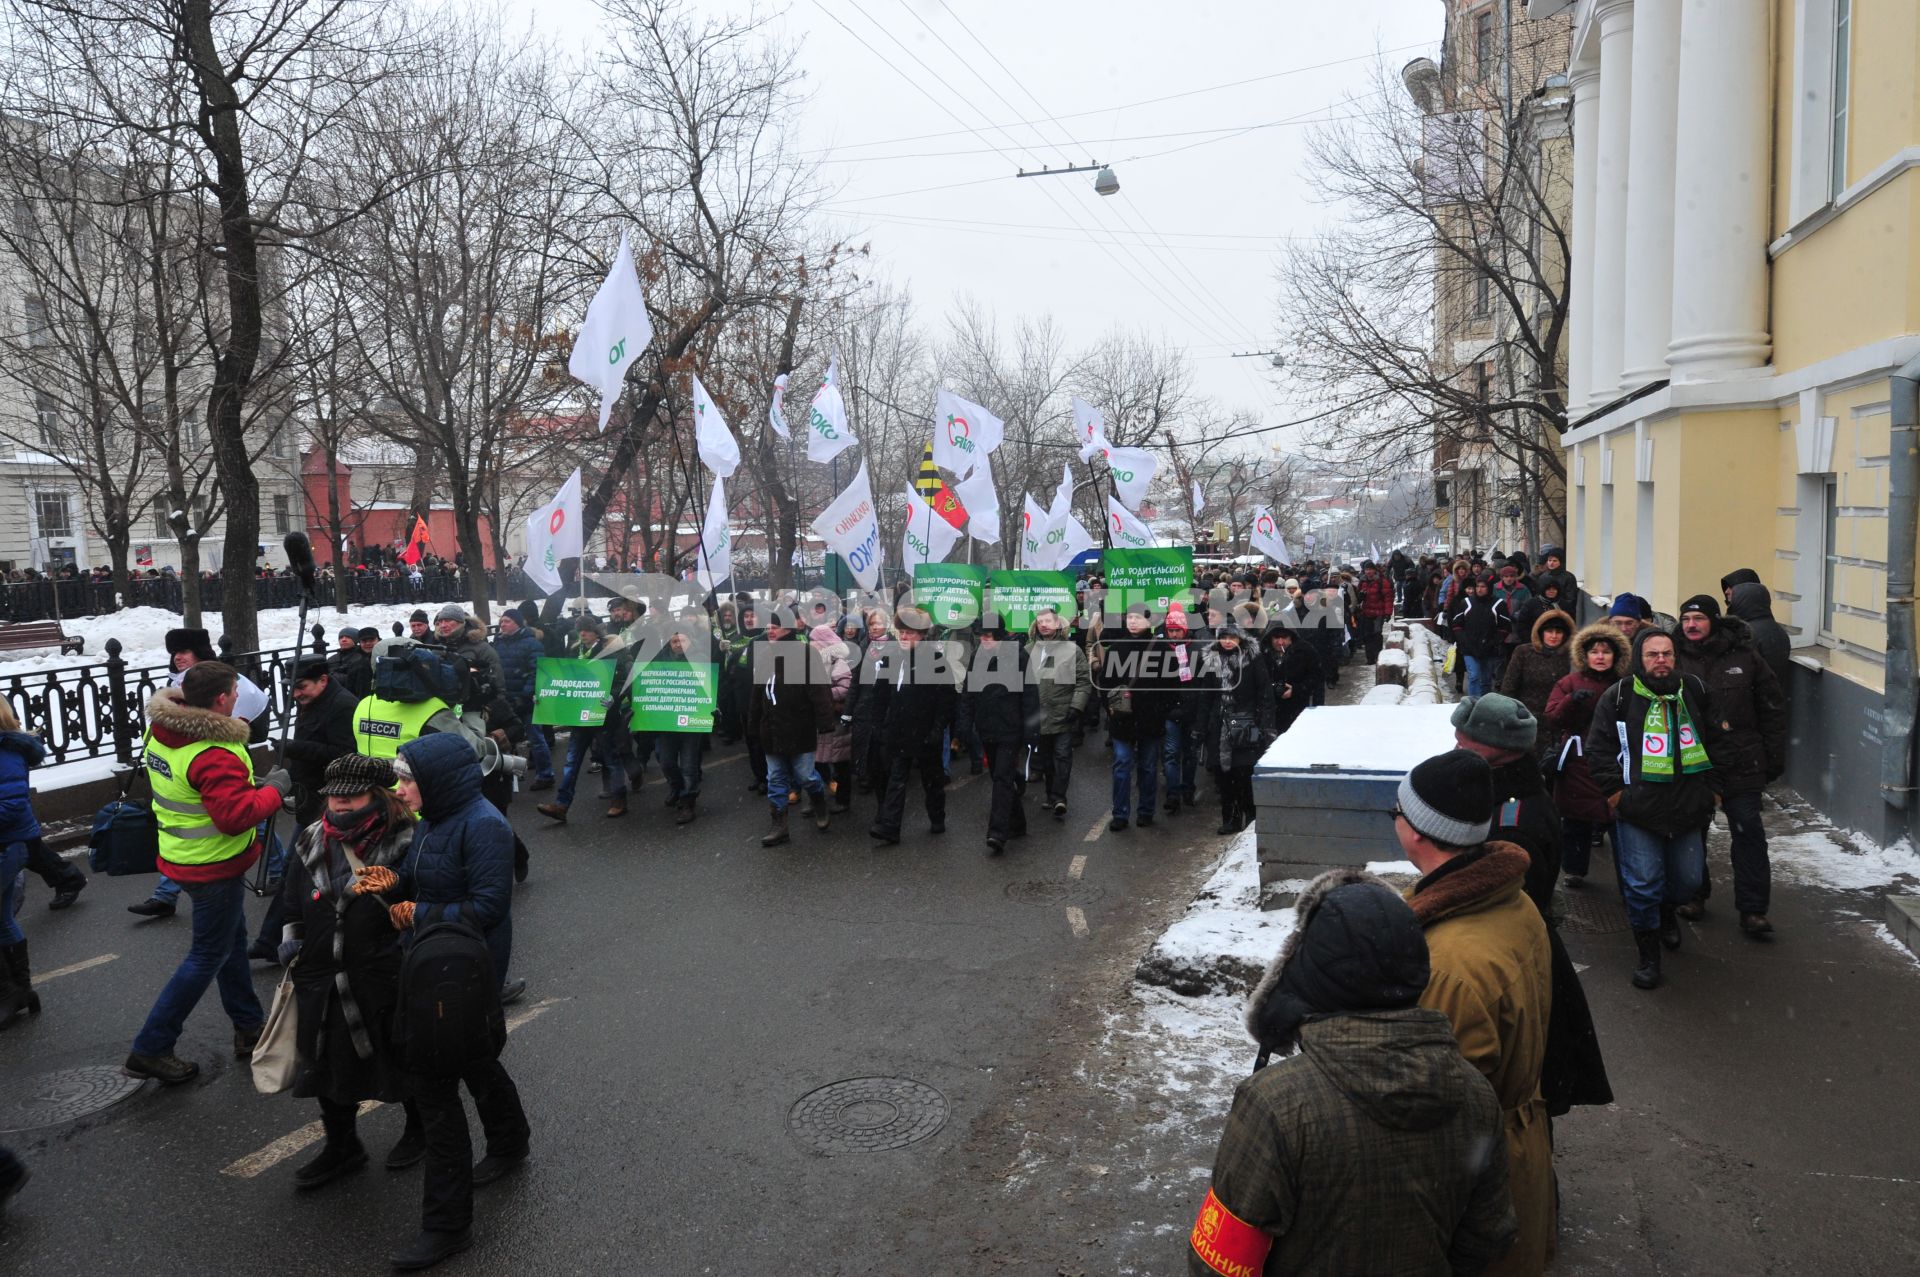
[1054,511,1096,570]
[768,373,792,440]
[1250,506,1292,565]
[1370,541,1382,563]
[1071,395,1108,462]
[524,468,584,594]
[1097,443,1158,512]
[806,356,858,463]
[932,388,1004,479]
[1192,480,1207,518]
[1107,495,1156,550]
[953,456,1001,544]
[567,232,653,433]
[1047,461,1075,524]
[902,485,962,570]
[1020,494,1055,570]
[696,475,731,591]
[810,460,881,588]
[691,373,739,478]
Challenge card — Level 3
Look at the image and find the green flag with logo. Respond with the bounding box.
[912,563,988,627]
[1103,546,1194,613]
[628,660,716,733]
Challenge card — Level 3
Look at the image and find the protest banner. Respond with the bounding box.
[533,657,616,727]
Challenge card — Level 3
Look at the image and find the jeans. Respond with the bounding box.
[983,741,1028,841]
[656,734,704,800]
[1561,818,1607,879]
[153,873,182,905]
[1611,819,1706,933]
[1721,790,1771,915]
[409,1059,530,1233]
[764,752,823,811]
[556,727,625,809]
[1111,736,1162,819]
[1035,732,1074,805]
[1464,655,1495,698]
[0,842,25,944]
[131,875,264,1056]
[1163,719,1199,804]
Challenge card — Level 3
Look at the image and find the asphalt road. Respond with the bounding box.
[0,727,1240,1275]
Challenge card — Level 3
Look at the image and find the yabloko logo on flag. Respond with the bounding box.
[932,388,1003,479]
[811,460,881,588]
[807,356,858,463]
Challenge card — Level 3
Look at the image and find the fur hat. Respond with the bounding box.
[1396,749,1495,847]
[1451,694,1538,752]
[1244,867,1430,1056]
[165,628,215,661]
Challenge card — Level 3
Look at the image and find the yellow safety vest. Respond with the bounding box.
[143,734,257,867]
[352,695,450,759]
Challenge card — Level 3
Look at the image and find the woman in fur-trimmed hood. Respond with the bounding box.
[1187,867,1515,1276]
[1497,607,1575,724]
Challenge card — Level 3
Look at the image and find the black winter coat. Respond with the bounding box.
[744,634,835,757]
[1584,674,1722,835]
[1201,644,1274,771]
[329,647,373,700]
[1098,633,1178,742]
[1261,634,1321,732]
[1448,592,1508,661]
[866,638,960,752]
[965,640,1040,745]
[1674,614,1788,795]
[282,679,359,824]
[1728,582,1793,690]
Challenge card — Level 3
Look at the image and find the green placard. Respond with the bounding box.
[988,569,1076,632]
[628,660,716,733]
[912,563,988,626]
[1103,546,1194,613]
[533,657,615,727]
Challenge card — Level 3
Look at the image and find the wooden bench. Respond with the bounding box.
[0,620,84,655]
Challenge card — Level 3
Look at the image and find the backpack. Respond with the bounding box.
[88,799,159,876]
[393,919,505,1076]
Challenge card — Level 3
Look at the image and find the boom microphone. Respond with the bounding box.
[283,531,317,594]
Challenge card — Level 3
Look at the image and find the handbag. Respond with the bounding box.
[1441,643,1458,675]
[251,954,300,1094]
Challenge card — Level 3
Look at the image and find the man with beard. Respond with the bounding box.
[1585,630,1724,989]
[1673,595,1788,936]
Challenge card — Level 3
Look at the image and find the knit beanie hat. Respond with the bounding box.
[410,608,430,624]
[1608,592,1650,620]
[501,607,524,629]
[808,624,840,647]
[1451,694,1538,752]
[1396,749,1495,847]
[1679,593,1721,619]
[434,602,466,624]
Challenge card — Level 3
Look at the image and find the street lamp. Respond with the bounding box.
[1016,161,1120,197]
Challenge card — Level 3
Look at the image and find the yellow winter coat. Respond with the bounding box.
[1408,842,1555,1277]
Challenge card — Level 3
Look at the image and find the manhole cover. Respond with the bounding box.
[1003,880,1107,907]
[1560,889,1631,935]
[787,1077,948,1155]
[0,1065,147,1132]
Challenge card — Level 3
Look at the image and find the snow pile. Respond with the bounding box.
[1376,648,1410,668]
[1136,830,1297,998]
[1260,702,1458,773]
[1768,828,1920,892]
[0,602,443,677]
[1360,684,1406,706]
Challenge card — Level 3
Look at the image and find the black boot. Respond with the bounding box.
[1216,794,1238,836]
[1658,905,1683,951]
[809,789,830,832]
[760,808,790,847]
[1631,930,1663,989]
[294,1136,368,1189]
[674,796,697,826]
[4,942,38,1016]
[0,958,22,1029]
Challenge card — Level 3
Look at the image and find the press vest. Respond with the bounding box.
[143,734,256,866]
[352,695,450,758]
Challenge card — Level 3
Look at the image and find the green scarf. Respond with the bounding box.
[1631,676,1710,780]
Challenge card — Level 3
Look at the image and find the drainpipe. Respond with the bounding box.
[1881,354,1920,809]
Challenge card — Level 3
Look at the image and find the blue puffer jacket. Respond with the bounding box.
[493,627,543,704]
[0,730,46,842]
[395,734,513,956]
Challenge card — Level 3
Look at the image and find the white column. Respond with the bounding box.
[1567,64,1601,417]
[1620,0,1682,391]
[1587,0,1636,405]
[1668,0,1772,379]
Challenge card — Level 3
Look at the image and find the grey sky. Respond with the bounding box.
[527,0,1444,443]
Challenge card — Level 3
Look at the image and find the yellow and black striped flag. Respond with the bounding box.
[917,441,969,530]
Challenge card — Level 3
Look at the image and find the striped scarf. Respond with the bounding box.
[1631,676,1710,780]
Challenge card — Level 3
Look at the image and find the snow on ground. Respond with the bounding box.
[1376,648,1410,668]
[1260,702,1458,772]
[1135,830,1297,998]
[0,601,435,677]
[1766,828,1920,892]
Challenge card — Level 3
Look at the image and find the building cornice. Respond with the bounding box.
[1769,146,1920,258]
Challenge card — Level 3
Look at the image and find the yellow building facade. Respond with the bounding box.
[1559,0,1920,837]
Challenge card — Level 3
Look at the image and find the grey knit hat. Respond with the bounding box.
[1396,750,1495,847]
[434,603,466,624]
[1450,694,1538,752]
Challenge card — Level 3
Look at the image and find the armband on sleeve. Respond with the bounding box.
[1189,1186,1272,1276]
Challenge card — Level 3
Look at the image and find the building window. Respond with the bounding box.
[34,491,71,538]
[273,494,291,535]
[1474,9,1496,84]
[33,391,57,450]
[23,294,48,347]
[196,495,215,533]
[1473,269,1492,318]
[153,495,173,539]
[183,416,201,450]
[1821,475,1839,636]
[1830,0,1851,198]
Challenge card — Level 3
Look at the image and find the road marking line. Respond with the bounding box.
[1067,855,1086,881]
[221,998,561,1179]
[1082,815,1108,843]
[38,953,118,982]
[1065,906,1089,939]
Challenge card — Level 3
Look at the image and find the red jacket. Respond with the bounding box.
[146,690,278,883]
[1357,575,1394,620]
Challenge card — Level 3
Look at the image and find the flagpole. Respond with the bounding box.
[671,385,719,601]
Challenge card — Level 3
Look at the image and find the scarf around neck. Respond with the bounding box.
[1631,675,1710,779]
